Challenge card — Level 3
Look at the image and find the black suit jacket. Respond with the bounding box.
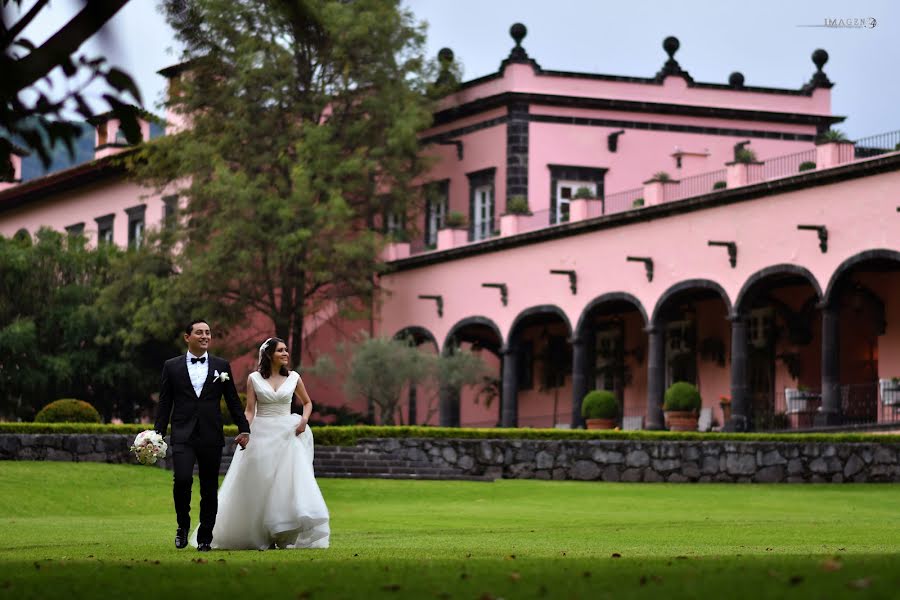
[154,354,251,446]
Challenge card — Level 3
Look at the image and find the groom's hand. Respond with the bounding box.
[235,433,250,450]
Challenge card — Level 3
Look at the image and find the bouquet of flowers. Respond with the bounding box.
[131,430,168,465]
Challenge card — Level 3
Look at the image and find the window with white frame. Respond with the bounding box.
[466,168,496,242]
[548,165,606,226]
[424,181,448,246]
[666,319,697,386]
[555,180,596,224]
[95,214,114,245]
[126,205,146,249]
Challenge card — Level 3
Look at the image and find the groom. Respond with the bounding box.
[155,318,251,551]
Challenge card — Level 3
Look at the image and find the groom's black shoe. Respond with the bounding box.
[197,542,212,552]
[175,528,188,549]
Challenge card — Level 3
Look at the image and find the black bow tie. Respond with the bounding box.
[191,356,206,364]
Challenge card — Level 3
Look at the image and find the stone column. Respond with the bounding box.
[571,336,589,428]
[645,325,665,430]
[818,303,842,426]
[501,345,518,428]
[408,383,417,426]
[727,314,749,431]
[439,384,460,427]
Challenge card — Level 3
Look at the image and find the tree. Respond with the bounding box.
[128,0,434,364]
[342,334,433,425]
[1,0,143,178]
[435,346,489,398]
[0,228,184,421]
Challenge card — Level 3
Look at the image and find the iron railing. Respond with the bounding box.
[666,169,728,201]
[854,129,900,159]
[759,148,817,181]
[603,187,644,215]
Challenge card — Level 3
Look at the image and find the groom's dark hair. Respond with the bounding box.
[184,318,210,335]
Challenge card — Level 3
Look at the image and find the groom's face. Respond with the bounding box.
[184,322,211,356]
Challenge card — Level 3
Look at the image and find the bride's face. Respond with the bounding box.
[272,342,289,368]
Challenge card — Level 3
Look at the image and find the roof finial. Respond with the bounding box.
[803,48,833,91]
[655,35,692,83]
[508,23,529,61]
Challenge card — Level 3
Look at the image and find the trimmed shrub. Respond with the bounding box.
[632,198,644,208]
[573,186,596,200]
[798,161,816,172]
[581,390,618,419]
[443,211,467,228]
[712,180,727,190]
[734,148,757,163]
[34,399,101,423]
[663,382,702,412]
[505,195,530,215]
[652,171,672,182]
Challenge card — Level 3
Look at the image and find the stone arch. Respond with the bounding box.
[393,326,439,353]
[650,279,732,327]
[507,304,573,345]
[735,264,822,315]
[575,292,649,336]
[823,249,900,306]
[443,316,504,355]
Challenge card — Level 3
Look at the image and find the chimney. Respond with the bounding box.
[90,109,151,159]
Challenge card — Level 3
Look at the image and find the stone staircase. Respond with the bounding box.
[215,445,491,481]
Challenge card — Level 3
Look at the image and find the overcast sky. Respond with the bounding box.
[15,0,900,139]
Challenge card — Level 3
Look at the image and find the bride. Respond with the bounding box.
[191,337,330,549]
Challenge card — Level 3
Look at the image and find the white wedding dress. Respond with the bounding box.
[190,370,330,549]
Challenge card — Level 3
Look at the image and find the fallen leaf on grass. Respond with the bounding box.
[509,572,521,582]
[847,578,871,590]
[821,558,842,572]
[191,558,208,565]
[611,553,621,558]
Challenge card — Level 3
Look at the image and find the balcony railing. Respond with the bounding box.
[755,382,899,431]
[665,169,727,202]
[400,129,900,257]
[757,148,817,182]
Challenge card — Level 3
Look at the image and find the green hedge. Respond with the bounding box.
[1,423,898,446]
[34,399,101,423]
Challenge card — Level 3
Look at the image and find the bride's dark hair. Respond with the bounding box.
[258,337,289,378]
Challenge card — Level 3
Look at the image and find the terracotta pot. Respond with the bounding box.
[585,418,616,430]
[665,410,699,432]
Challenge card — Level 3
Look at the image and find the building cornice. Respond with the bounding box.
[386,153,900,273]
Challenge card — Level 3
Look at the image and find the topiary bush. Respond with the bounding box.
[632,198,644,208]
[581,390,618,419]
[663,382,701,412]
[798,161,816,172]
[34,399,102,423]
[712,180,727,190]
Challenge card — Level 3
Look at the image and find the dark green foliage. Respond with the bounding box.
[34,399,101,423]
[632,198,644,208]
[663,381,702,412]
[505,196,530,215]
[444,211,467,228]
[580,390,618,419]
[734,148,757,163]
[712,180,727,190]
[798,161,817,172]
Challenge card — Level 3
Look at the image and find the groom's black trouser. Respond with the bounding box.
[171,441,223,544]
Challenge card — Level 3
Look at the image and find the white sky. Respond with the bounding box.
[13,0,900,138]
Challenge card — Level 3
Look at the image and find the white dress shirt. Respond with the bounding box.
[186,351,209,397]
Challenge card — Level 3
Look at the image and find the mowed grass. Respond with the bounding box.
[0,462,898,599]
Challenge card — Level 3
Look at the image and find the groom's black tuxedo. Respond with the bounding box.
[155,353,250,545]
[154,354,250,444]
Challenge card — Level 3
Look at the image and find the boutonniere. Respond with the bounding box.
[213,370,230,383]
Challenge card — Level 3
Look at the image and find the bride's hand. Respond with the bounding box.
[295,417,307,435]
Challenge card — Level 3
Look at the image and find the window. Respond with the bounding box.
[548,165,607,225]
[95,214,114,245]
[65,222,85,237]
[424,180,448,247]
[162,195,178,228]
[594,325,624,392]
[126,205,146,249]
[466,168,496,242]
[666,319,696,386]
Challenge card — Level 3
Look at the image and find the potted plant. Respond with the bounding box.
[651,171,672,183]
[581,390,618,429]
[798,161,816,172]
[734,148,757,164]
[573,186,596,200]
[712,180,727,190]
[816,129,848,144]
[632,197,644,208]
[504,195,531,215]
[663,381,701,431]
[443,211,467,229]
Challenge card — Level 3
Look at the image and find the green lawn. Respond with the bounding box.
[0,462,898,599]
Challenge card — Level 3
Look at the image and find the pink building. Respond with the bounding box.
[3,25,900,431]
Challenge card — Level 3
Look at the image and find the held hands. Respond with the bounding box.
[295,417,307,436]
[235,432,250,450]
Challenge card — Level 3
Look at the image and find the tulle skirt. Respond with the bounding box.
[190,414,330,549]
